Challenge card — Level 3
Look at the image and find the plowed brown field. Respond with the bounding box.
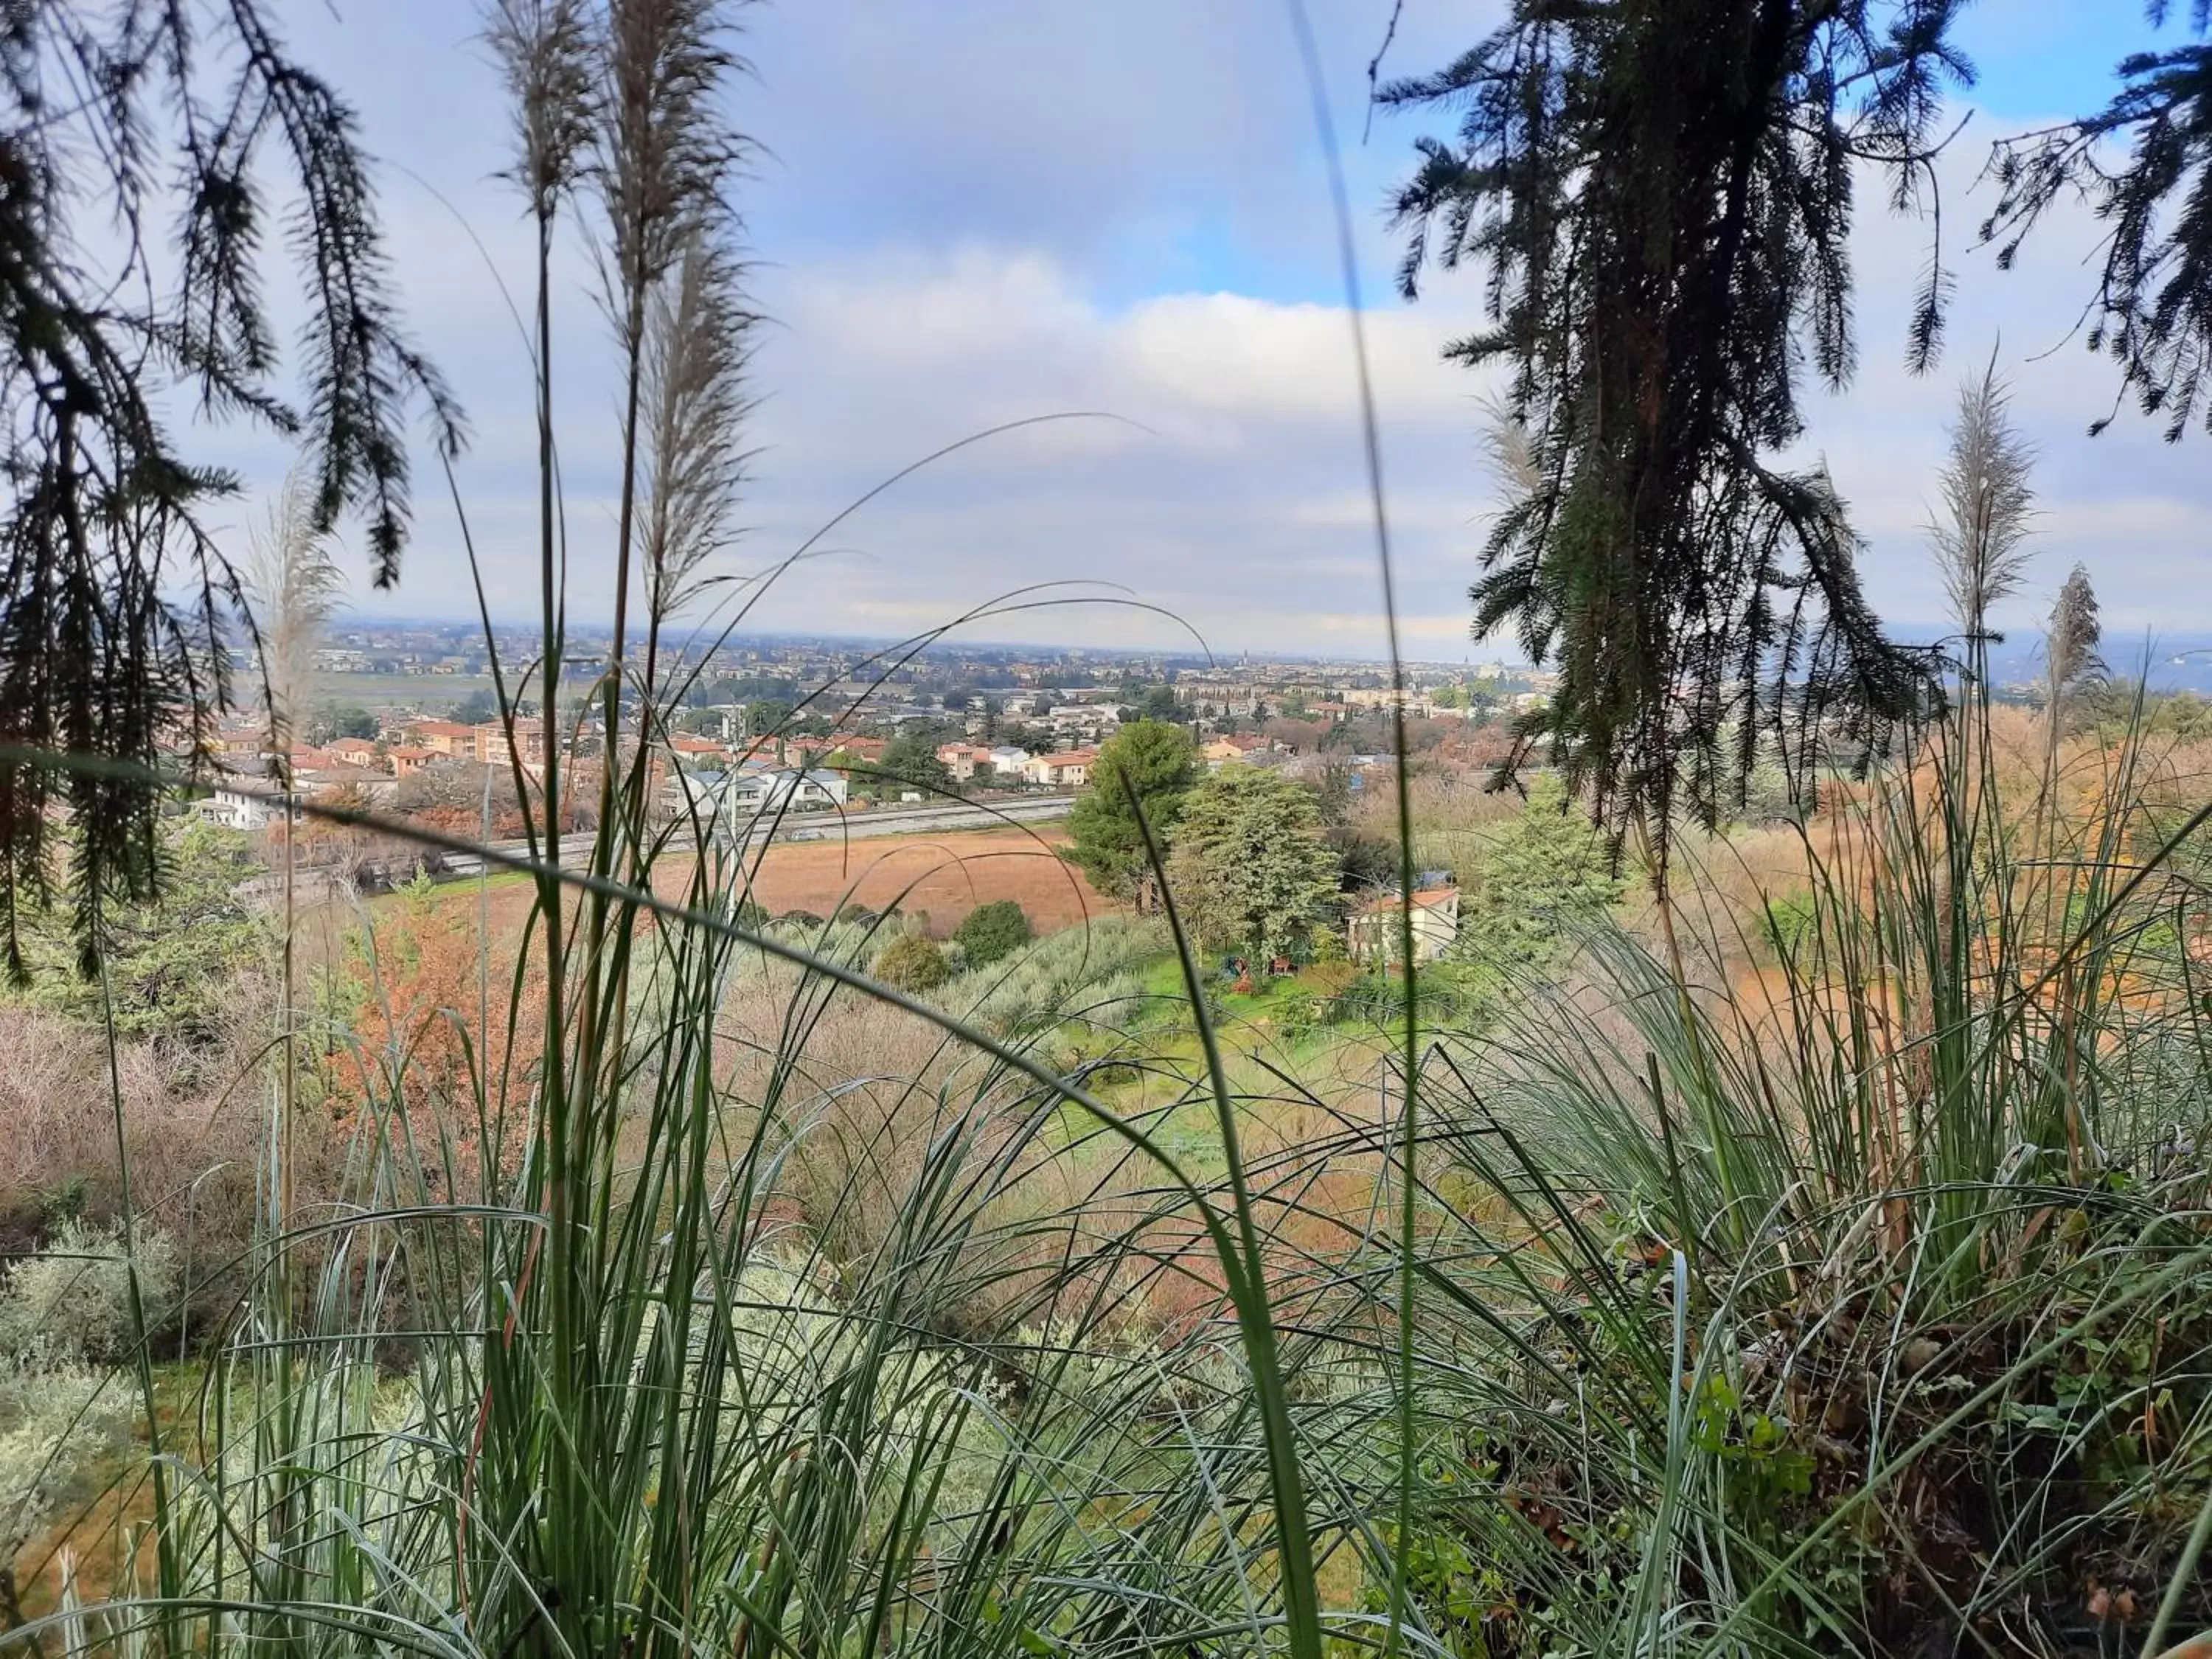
[717,826,1109,934]
[391,824,1114,945]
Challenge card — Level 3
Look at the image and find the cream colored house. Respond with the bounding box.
[1347,885,1461,964]
[1025,748,1096,787]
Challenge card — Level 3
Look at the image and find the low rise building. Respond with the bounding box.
[1347,884,1461,965]
[680,765,852,839]
[937,742,990,781]
[197,773,295,832]
[413,720,477,759]
[1025,748,1097,788]
[669,733,728,764]
[1200,735,1267,768]
[473,719,546,768]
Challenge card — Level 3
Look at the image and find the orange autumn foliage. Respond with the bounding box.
[335,884,548,1178]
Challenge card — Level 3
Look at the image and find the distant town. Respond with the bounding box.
[188,619,1561,866]
[190,614,2212,883]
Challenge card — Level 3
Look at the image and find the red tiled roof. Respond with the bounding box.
[1356,886,1458,916]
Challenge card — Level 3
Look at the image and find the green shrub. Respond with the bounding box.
[1450,774,1625,974]
[0,1217,180,1366]
[0,1217,175,1561]
[953,900,1031,969]
[950,917,1167,1033]
[872,932,950,992]
[1759,888,1818,960]
[0,1352,131,1557]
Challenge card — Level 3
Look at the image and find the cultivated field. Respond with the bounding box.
[711,824,1107,932]
[386,823,1113,945]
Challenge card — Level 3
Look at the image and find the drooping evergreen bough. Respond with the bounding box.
[1383,0,1964,869]
[0,1,458,973]
[1983,0,2212,442]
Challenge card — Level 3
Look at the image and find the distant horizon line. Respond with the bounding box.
[321,612,1540,668]
[321,610,2212,672]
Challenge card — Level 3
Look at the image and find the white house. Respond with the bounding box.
[1347,885,1461,965]
[198,779,295,832]
[685,766,850,838]
[775,768,850,810]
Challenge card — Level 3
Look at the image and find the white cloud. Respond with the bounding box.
[203,0,2204,661]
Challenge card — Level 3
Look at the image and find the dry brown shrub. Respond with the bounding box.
[0,994,338,1335]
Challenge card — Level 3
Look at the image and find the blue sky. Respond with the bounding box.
[213,0,2210,659]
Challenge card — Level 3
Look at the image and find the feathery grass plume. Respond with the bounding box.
[585,0,755,910]
[595,0,753,676]
[2041,559,2106,814]
[483,0,597,1037]
[1930,355,2039,646]
[2047,561,2105,702]
[244,472,346,765]
[639,226,758,688]
[1475,393,1541,502]
[241,469,341,1356]
[486,0,601,218]
[599,0,750,296]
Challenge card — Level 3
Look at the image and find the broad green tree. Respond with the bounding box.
[1166,766,1341,960]
[874,728,955,796]
[1136,686,1183,725]
[1452,776,1627,975]
[1063,720,1196,907]
[2,821,268,1043]
[953,900,1032,970]
[312,706,381,744]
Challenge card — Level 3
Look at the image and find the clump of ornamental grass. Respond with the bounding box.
[1392,683,2212,1658]
[7,0,1352,1648]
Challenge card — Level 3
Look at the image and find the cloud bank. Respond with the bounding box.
[201,0,2206,660]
